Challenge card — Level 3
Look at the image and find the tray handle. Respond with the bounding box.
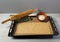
[50,16,59,35]
[8,21,14,36]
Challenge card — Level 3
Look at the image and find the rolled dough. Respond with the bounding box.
[13,17,53,36]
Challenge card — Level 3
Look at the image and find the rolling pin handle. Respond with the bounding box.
[1,19,10,24]
[33,8,38,12]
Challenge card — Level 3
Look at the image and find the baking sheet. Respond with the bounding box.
[8,16,59,38]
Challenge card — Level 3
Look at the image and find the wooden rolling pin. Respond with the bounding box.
[1,8,38,24]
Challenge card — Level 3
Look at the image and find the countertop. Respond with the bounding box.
[0,13,60,42]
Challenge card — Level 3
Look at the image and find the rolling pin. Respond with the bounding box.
[1,8,38,24]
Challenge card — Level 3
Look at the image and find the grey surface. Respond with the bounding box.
[0,13,60,42]
[0,0,60,13]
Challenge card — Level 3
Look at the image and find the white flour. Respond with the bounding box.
[38,15,45,20]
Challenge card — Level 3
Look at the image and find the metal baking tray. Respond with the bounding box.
[8,16,59,39]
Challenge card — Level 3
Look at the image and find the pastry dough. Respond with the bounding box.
[13,17,53,36]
